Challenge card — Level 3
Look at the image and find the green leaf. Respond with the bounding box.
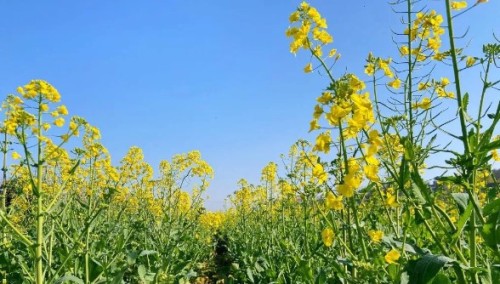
[138,265,146,281]
[406,254,455,284]
[451,201,473,244]
[483,140,500,152]
[246,267,255,283]
[451,193,469,213]
[139,250,158,257]
[431,273,452,284]
[483,198,500,216]
[481,210,500,250]
[411,171,431,204]
[54,275,84,284]
[382,236,426,255]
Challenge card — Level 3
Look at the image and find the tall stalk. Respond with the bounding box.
[35,94,45,284]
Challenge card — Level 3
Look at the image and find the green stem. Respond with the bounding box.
[350,198,369,261]
[35,95,45,284]
[444,0,470,156]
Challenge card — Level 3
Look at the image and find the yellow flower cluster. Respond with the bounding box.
[337,158,362,197]
[384,249,401,264]
[365,54,394,78]
[199,211,226,230]
[261,162,278,184]
[322,227,334,247]
[451,1,468,10]
[368,230,384,244]
[325,191,343,210]
[16,80,61,102]
[286,2,331,54]
[400,10,445,61]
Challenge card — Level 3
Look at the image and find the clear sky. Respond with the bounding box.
[1,1,499,210]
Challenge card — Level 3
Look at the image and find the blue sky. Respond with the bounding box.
[1,1,498,210]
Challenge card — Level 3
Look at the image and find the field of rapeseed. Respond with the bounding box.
[1,1,499,283]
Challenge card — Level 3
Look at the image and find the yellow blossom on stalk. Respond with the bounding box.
[441,77,450,86]
[337,173,361,197]
[466,56,476,67]
[433,52,447,61]
[304,63,313,73]
[313,131,331,153]
[386,190,398,207]
[289,11,300,22]
[376,58,393,78]
[53,117,65,127]
[57,105,69,115]
[40,104,49,112]
[199,211,226,230]
[413,97,432,110]
[322,228,334,247]
[385,249,401,264]
[427,36,441,53]
[328,48,337,57]
[325,191,343,210]
[399,45,409,56]
[364,164,379,182]
[309,119,320,132]
[388,79,402,89]
[12,151,21,160]
[279,180,294,196]
[451,1,468,10]
[317,92,333,104]
[368,230,384,244]
[261,162,277,183]
[492,150,500,161]
[418,82,431,90]
[313,105,324,119]
[326,104,351,126]
[42,123,51,131]
[364,63,375,76]
[312,163,328,184]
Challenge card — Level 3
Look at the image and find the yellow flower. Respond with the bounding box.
[57,105,69,115]
[441,77,450,86]
[328,48,337,57]
[399,45,409,56]
[54,117,65,127]
[388,79,402,89]
[492,150,500,161]
[304,63,313,73]
[313,131,331,153]
[364,164,379,182]
[451,1,468,10]
[311,105,323,120]
[386,191,398,207]
[312,163,328,184]
[418,82,430,90]
[466,56,476,67]
[317,92,333,104]
[364,63,375,76]
[420,97,432,110]
[322,228,334,247]
[289,11,300,22]
[414,97,432,110]
[385,249,401,264]
[325,191,343,210]
[309,119,320,132]
[12,151,21,160]
[42,123,51,131]
[368,230,384,244]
